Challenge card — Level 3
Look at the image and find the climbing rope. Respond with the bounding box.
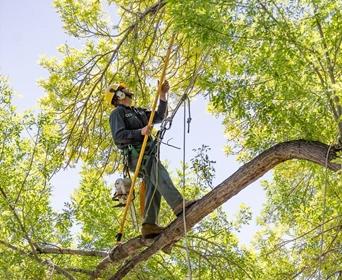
[140,55,207,278]
[182,97,193,279]
[140,85,193,278]
[318,144,333,279]
[177,52,210,279]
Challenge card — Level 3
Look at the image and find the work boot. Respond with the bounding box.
[141,223,165,239]
[173,200,197,216]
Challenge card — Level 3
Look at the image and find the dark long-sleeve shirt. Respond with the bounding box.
[109,100,167,149]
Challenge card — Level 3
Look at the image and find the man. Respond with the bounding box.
[105,81,194,238]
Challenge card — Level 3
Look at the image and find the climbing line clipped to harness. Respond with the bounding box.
[116,34,176,242]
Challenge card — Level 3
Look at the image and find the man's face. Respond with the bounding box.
[118,87,133,106]
[125,94,133,106]
[121,87,134,98]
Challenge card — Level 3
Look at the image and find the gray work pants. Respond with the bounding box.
[128,148,183,224]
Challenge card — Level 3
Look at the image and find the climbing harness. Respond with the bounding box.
[116,34,176,242]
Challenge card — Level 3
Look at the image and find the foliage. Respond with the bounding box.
[190,145,216,189]
[0,75,258,278]
[0,77,72,278]
[1,0,341,278]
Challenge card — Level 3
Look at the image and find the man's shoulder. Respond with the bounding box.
[110,105,138,122]
[110,106,125,117]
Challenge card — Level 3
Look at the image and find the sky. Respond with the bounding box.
[0,0,269,246]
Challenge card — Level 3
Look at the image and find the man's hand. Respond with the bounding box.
[159,80,170,101]
[141,125,152,136]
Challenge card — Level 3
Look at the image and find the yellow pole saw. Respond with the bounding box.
[116,34,176,242]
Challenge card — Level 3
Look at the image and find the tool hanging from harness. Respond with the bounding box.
[112,178,131,207]
[112,142,149,207]
[112,149,132,207]
[112,148,139,231]
[112,143,153,220]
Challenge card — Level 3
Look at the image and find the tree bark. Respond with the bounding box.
[106,140,340,279]
[36,246,107,257]
[92,237,153,279]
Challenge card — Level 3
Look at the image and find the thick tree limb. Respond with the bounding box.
[92,237,153,279]
[37,140,338,278]
[107,140,340,279]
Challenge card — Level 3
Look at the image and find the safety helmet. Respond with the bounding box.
[104,83,128,106]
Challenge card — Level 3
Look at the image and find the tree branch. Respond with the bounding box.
[36,140,338,279]
[0,240,76,280]
[92,237,153,279]
[36,245,107,257]
[107,140,340,279]
[62,0,166,166]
